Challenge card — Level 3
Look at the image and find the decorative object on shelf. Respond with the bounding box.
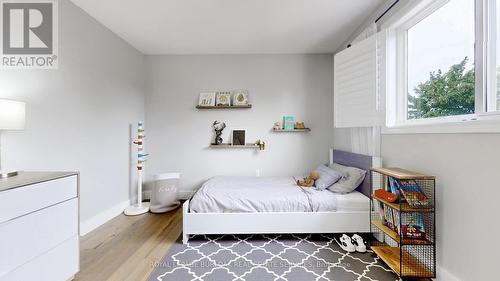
[255,139,266,151]
[369,167,436,279]
[232,90,249,106]
[283,116,295,130]
[124,121,151,216]
[216,92,231,106]
[212,120,226,145]
[0,99,26,178]
[198,92,216,107]
[273,122,282,130]
[232,130,246,145]
[295,122,306,129]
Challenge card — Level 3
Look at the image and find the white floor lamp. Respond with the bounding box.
[124,121,150,216]
[0,99,26,178]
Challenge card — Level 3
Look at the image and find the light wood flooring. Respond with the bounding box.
[74,207,182,281]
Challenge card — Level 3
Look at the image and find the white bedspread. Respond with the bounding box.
[189,176,340,213]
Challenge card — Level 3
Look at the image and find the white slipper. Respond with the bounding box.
[335,234,356,253]
[351,234,367,253]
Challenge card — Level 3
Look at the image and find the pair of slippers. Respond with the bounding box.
[335,234,366,253]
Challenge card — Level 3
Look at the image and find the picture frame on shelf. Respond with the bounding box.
[216,92,231,106]
[231,130,246,145]
[232,90,249,106]
[198,92,216,107]
[283,116,295,130]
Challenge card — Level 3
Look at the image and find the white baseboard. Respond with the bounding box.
[79,199,130,236]
[437,266,461,281]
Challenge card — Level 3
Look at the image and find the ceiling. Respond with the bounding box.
[70,0,384,55]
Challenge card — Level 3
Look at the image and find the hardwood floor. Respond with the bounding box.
[75,207,182,281]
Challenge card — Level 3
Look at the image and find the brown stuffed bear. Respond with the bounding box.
[297,170,321,187]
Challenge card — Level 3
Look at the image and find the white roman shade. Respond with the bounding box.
[334,32,384,128]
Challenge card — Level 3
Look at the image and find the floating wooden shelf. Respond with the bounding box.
[371,246,434,278]
[372,194,434,213]
[272,128,311,132]
[209,143,258,149]
[371,221,433,245]
[370,167,435,180]
[196,105,252,109]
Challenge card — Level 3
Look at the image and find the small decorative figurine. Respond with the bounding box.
[255,139,266,151]
[295,122,305,129]
[212,120,226,145]
[273,122,282,130]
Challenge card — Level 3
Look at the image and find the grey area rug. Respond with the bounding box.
[149,234,398,281]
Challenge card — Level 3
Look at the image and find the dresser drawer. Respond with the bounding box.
[0,198,78,277]
[0,236,79,281]
[0,175,77,223]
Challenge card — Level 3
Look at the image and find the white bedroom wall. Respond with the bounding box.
[145,55,334,197]
[0,0,145,233]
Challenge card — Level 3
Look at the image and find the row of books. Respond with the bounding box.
[377,203,426,240]
[388,177,431,208]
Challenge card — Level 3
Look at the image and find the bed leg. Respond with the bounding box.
[182,200,190,244]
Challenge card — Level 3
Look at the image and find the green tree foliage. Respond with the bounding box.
[408,57,475,119]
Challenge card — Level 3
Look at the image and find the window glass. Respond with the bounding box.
[407,0,475,119]
[496,0,500,110]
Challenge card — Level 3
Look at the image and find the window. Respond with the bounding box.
[406,0,475,120]
[385,0,500,131]
[492,0,500,111]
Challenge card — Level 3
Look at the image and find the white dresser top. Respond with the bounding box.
[0,172,78,192]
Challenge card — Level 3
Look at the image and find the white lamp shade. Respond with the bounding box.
[0,99,26,130]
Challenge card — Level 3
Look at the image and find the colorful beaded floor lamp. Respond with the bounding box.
[124,121,150,215]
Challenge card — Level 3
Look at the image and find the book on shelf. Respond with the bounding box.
[377,204,427,240]
[401,213,426,240]
[397,179,430,208]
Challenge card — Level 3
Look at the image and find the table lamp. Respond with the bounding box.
[0,99,26,178]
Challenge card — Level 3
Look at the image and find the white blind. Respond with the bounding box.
[334,32,384,128]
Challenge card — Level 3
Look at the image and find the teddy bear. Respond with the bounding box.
[297,170,321,187]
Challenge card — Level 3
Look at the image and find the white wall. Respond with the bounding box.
[0,0,145,230]
[381,134,499,281]
[145,55,334,196]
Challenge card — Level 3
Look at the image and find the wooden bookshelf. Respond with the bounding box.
[371,246,434,278]
[272,128,311,132]
[196,105,252,109]
[370,167,435,180]
[372,194,433,213]
[371,221,432,245]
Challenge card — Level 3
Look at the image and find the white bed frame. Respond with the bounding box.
[182,149,381,244]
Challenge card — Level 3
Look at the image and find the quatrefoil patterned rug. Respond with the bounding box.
[149,234,398,281]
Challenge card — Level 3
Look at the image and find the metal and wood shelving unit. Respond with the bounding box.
[370,167,436,280]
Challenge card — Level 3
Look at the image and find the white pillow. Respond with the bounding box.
[327,163,366,193]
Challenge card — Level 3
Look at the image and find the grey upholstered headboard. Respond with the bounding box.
[329,149,381,197]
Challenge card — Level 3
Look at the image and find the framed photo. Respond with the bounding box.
[198,92,216,107]
[216,92,231,106]
[232,90,249,106]
[231,130,246,145]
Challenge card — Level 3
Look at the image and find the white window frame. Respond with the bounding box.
[383,0,500,134]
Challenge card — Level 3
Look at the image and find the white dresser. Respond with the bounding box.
[0,172,79,281]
